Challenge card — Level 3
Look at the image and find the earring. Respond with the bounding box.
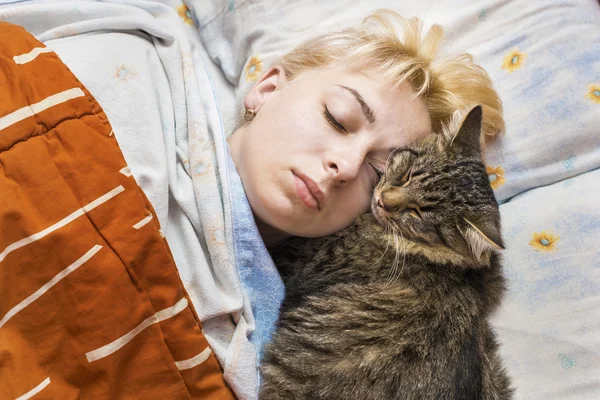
[244,108,256,122]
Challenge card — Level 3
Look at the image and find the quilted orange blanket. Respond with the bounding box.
[0,22,234,399]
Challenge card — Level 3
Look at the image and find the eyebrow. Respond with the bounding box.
[337,85,376,124]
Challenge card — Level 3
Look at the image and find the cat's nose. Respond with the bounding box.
[378,195,395,212]
[380,190,405,212]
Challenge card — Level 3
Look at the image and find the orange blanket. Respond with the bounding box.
[0,22,234,399]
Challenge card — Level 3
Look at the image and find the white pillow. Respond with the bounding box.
[189,0,600,203]
[493,167,600,400]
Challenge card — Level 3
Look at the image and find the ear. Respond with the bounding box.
[244,65,287,113]
[460,217,504,262]
[450,105,483,158]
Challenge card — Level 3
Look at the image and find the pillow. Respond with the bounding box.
[492,167,600,399]
[188,0,600,203]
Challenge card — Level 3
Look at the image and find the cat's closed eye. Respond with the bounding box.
[407,204,423,219]
[400,166,413,187]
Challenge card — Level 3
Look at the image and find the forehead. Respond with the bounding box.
[296,64,432,144]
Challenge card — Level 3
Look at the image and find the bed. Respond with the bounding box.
[1,0,599,399]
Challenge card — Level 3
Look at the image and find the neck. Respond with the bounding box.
[255,217,290,247]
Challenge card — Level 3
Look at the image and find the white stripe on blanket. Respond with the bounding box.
[175,347,213,370]
[0,185,124,263]
[0,245,102,329]
[15,377,51,400]
[0,88,85,131]
[132,214,153,229]
[85,297,188,363]
[13,46,52,64]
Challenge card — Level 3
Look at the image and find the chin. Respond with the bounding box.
[247,186,290,223]
[260,195,333,238]
[263,202,296,230]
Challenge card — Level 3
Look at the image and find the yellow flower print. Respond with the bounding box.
[486,166,506,189]
[177,3,194,25]
[584,83,600,104]
[529,231,560,252]
[501,48,527,72]
[245,56,263,82]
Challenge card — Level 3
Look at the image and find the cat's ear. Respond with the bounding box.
[450,105,483,158]
[460,217,504,262]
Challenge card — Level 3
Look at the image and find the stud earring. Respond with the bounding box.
[244,108,256,121]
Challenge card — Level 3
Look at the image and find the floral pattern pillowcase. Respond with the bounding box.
[189,0,600,204]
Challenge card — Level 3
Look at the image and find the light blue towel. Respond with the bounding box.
[227,149,286,365]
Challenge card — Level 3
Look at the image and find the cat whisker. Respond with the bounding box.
[377,223,393,265]
[383,223,398,289]
[383,223,408,288]
[379,226,393,289]
[398,229,407,283]
[384,232,401,288]
[392,235,400,285]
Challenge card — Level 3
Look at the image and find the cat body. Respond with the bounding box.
[260,107,513,400]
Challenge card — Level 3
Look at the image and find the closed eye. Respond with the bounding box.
[407,204,424,219]
[368,162,384,189]
[400,167,413,187]
[369,162,384,179]
[323,105,346,133]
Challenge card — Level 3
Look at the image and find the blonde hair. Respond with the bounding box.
[277,10,504,142]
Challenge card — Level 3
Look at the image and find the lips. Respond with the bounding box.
[293,171,325,211]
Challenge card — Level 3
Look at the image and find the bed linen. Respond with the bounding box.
[0,1,269,398]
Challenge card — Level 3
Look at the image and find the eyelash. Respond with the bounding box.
[368,162,384,189]
[369,162,384,179]
[323,105,346,133]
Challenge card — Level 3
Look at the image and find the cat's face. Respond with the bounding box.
[371,107,503,262]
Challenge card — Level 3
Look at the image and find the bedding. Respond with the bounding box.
[492,167,600,398]
[0,1,271,399]
[2,0,599,399]
[190,0,600,398]
[0,20,232,399]
[191,0,600,203]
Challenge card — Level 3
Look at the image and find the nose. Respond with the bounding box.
[325,146,366,187]
[379,189,408,212]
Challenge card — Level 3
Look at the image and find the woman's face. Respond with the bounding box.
[228,64,431,239]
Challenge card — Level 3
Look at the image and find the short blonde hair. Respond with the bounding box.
[277,10,504,142]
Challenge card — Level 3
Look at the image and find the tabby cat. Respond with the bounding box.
[260,106,513,400]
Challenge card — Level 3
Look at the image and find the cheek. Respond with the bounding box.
[328,185,372,227]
